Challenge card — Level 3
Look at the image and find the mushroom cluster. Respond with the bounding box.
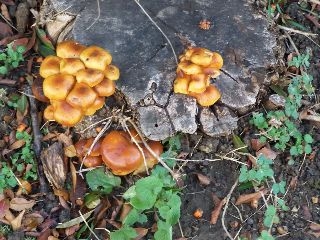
[174,47,223,107]
[38,40,120,126]
[75,130,163,176]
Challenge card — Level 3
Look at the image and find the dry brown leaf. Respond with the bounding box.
[10,198,35,211]
[210,197,226,224]
[54,188,69,202]
[309,222,320,238]
[57,133,73,147]
[235,189,267,208]
[289,176,298,190]
[9,139,25,150]
[1,4,11,22]
[250,138,265,151]
[256,147,277,160]
[10,209,25,230]
[65,224,80,236]
[134,228,148,240]
[23,212,44,231]
[302,205,312,220]
[0,199,9,218]
[196,173,211,185]
[119,203,132,222]
[48,237,59,240]
[0,22,12,39]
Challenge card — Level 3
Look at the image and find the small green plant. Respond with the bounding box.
[0,43,25,76]
[111,165,181,240]
[0,162,19,193]
[267,0,285,17]
[239,155,288,240]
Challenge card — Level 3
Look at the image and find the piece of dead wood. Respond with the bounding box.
[210,193,226,224]
[235,189,268,208]
[300,109,320,123]
[15,2,29,34]
[40,142,67,189]
[196,173,211,185]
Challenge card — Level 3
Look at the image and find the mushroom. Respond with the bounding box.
[173,77,190,95]
[76,68,104,87]
[56,40,86,59]
[80,46,112,70]
[190,48,213,66]
[60,58,86,75]
[81,156,103,168]
[188,74,210,93]
[74,138,103,168]
[51,100,83,126]
[189,84,221,107]
[39,56,61,78]
[209,52,223,69]
[84,96,105,116]
[178,61,203,75]
[66,82,97,109]
[202,67,221,78]
[94,78,116,97]
[43,73,75,100]
[43,105,54,121]
[100,130,143,175]
[133,141,163,175]
[104,65,120,81]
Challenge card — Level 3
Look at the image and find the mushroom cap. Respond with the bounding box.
[190,48,213,66]
[80,46,112,70]
[173,77,190,95]
[188,74,210,93]
[39,56,61,78]
[32,77,49,103]
[75,138,102,157]
[60,58,86,75]
[190,84,221,107]
[84,96,105,116]
[43,105,54,121]
[184,47,202,60]
[127,129,143,144]
[76,68,104,87]
[52,100,83,126]
[81,156,103,168]
[94,78,116,97]
[133,141,163,175]
[101,130,143,175]
[56,40,86,59]
[43,74,75,100]
[104,65,120,81]
[66,82,97,109]
[209,52,223,69]
[202,67,221,78]
[178,61,202,75]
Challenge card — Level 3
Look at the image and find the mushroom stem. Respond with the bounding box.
[125,118,178,179]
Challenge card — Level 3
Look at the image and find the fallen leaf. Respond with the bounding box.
[64,145,77,158]
[250,138,266,151]
[0,199,9,218]
[309,222,320,238]
[196,173,211,185]
[1,4,11,21]
[56,210,94,228]
[210,194,226,224]
[289,176,298,190]
[65,224,80,236]
[134,228,148,240]
[0,22,12,39]
[302,205,312,220]
[57,133,73,147]
[119,203,132,222]
[300,109,320,123]
[256,147,277,160]
[23,213,44,231]
[9,139,25,150]
[10,198,35,211]
[10,209,25,230]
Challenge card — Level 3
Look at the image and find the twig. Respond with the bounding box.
[86,0,100,30]
[284,31,300,55]
[298,153,307,172]
[78,210,101,240]
[221,178,239,240]
[133,0,178,64]
[277,25,318,37]
[0,12,18,31]
[178,220,184,238]
[166,157,247,165]
[26,85,49,193]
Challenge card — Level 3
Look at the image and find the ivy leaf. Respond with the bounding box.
[86,168,121,193]
[123,208,147,226]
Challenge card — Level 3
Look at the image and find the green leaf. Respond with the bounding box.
[86,168,121,193]
[304,144,312,154]
[123,208,147,226]
[304,134,313,144]
[0,66,8,75]
[269,84,287,97]
[272,181,286,195]
[16,95,27,114]
[157,193,181,225]
[154,220,172,240]
[110,226,138,240]
[38,43,56,57]
[35,27,55,49]
[232,135,248,153]
[290,146,298,156]
[257,230,275,240]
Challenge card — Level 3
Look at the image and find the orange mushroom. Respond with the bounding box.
[188,74,209,93]
[75,138,103,168]
[190,48,213,66]
[43,73,75,100]
[80,46,112,70]
[76,68,104,87]
[81,156,103,168]
[104,65,120,81]
[94,78,116,97]
[209,52,224,69]
[66,82,97,109]
[51,100,83,126]
[133,141,163,174]
[56,40,86,59]
[100,130,143,175]
[84,96,105,116]
[189,84,221,107]
[43,105,54,121]
[60,58,85,75]
[177,61,203,75]
[39,56,61,78]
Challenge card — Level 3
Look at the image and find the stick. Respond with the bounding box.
[26,85,49,193]
[277,25,318,37]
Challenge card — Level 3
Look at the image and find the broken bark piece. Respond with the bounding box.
[40,142,67,189]
[15,2,29,34]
